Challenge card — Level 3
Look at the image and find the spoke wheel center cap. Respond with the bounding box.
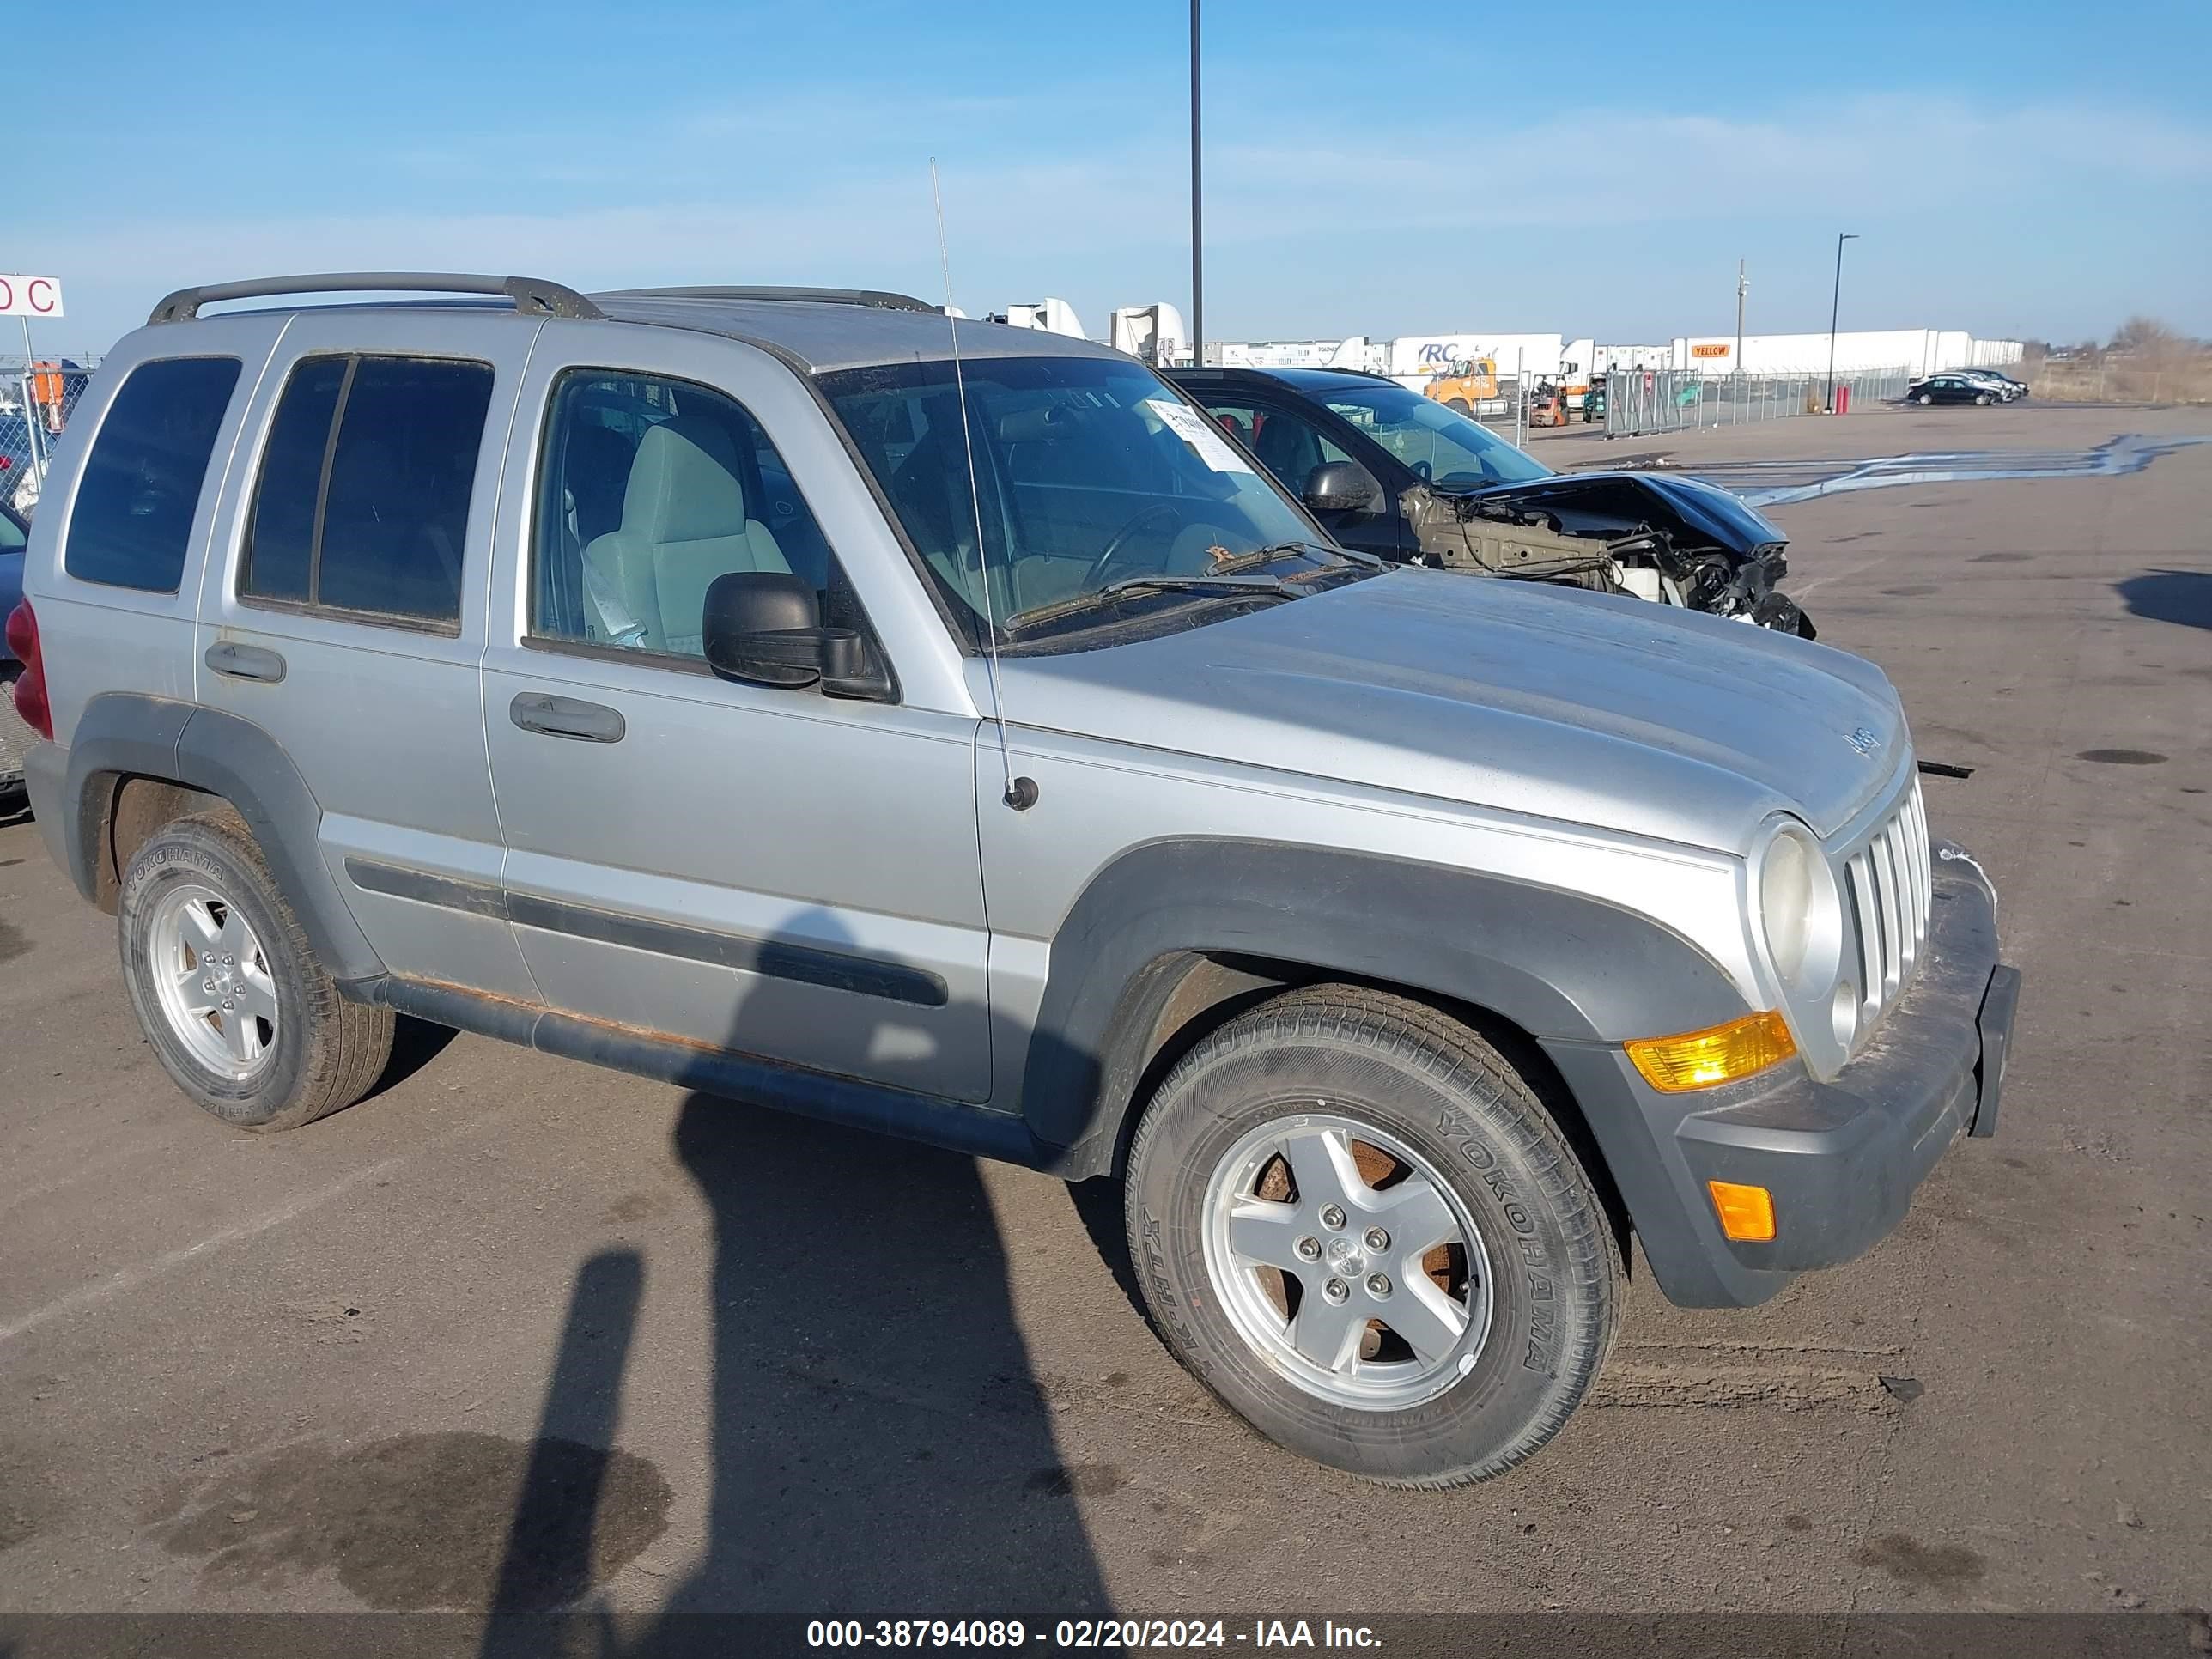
[1324,1236,1364,1278]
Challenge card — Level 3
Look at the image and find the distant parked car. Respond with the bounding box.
[1908,374,2001,406]
[1,498,27,793]
[0,412,42,514]
[0,499,26,673]
[1960,369,2027,400]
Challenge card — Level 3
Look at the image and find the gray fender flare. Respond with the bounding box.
[1020,838,1750,1175]
[60,693,385,983]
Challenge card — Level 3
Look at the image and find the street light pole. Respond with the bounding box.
[1734,258,1747,377]
[1826,232,1857,412]
[1189,0,1203,368]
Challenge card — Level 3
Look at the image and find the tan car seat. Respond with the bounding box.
[585,417,792,654]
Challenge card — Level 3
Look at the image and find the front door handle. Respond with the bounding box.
[509,691,625,744]
[204,641,287,683]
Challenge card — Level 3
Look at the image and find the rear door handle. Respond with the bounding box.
[509,691,625,744]
[204,641,287,683]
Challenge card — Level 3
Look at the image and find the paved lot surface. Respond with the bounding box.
[1,691,28,789]
[1,403,2208,1619]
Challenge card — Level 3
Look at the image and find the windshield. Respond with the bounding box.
[1312,380,1551,489]
[821,356,1328,640]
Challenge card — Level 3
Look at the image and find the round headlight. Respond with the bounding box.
[1759,826,1820,984]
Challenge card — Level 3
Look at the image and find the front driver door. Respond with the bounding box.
[480,332,992,1103]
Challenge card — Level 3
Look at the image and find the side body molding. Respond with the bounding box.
[58,693,385,984]
[1022,838,1752,1173]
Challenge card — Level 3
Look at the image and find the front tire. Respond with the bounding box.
[1917,392,1934,404]
[1975,392,1991,405]
[119,810,393,1131]
[1123,986,1618,1486]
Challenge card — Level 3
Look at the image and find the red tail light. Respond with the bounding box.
[6,600,52,740]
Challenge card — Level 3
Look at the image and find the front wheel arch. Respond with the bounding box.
[1022,842,1747,1211]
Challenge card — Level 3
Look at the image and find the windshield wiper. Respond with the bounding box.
[1237,538,1389,569]
[1002,541,1382,633]
[1096,570,1309,601]
[1006,569,1306,631]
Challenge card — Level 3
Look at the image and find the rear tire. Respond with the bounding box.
[118,810,393,1131]
[1123,986,1618,1486]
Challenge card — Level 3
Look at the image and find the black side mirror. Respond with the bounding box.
[1303,459,1382,514]
[702,571,874,694]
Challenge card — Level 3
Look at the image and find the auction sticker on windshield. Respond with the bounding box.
[1145,398,1253,473]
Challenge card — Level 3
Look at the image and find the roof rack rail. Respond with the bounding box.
[147,272,605,326]
[599,285,939,314]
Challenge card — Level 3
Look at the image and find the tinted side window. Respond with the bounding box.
[321,359,491,619]
[1200,398,1350,494]
[241,356,345,603]
[240,355,494,626]
[65,357,242,592]
[529,368,844,661]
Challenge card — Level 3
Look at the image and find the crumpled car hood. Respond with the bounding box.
[1451,470,1790,556]
[1000,568,1906,850]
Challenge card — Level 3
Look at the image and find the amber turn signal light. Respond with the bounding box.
[1707,1180,1778,1243]
[1625,1009,1797,1093]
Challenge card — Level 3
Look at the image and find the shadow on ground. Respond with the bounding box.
[2115,569,2212,631]
[141,914,1118,1643]
[480,911,1118,1647]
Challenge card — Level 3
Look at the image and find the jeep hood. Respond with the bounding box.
[996,569,1906,851]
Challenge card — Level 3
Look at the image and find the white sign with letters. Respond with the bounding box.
[0,274,65,318]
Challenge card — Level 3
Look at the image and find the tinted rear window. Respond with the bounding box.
[240,355,494,626]
[65,357,242,592]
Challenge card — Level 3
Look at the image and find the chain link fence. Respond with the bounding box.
[1603,365,1913,438]
[2,356,100,517]
[1425,353,1585,452]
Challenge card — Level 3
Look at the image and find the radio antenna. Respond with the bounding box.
[931,159,1032,811]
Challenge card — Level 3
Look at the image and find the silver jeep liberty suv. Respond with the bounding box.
[11,274,2019,1486]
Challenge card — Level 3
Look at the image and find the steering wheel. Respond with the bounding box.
[1081,502,1182,589]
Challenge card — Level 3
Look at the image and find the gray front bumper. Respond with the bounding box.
[1543,842,2017,1309]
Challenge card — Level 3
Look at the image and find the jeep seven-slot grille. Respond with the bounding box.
[1844,780,1931,1037]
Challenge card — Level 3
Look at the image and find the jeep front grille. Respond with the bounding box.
[1843,779,1931,1038]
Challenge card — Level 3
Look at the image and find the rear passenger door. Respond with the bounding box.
[194,312,538,1000]
[478,330,993,1103]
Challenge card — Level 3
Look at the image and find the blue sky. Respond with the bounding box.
[12,0,2209,355]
